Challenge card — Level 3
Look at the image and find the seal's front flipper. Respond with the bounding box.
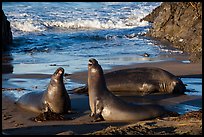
[93,114,104,122]
[42,102,51,113]
[89,111,94,117]
[89,111,104,122]
[92,99,104,122]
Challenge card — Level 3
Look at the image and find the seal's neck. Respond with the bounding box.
[47,76,65,94]
[88,68,108,93]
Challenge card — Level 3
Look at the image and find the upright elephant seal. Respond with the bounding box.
[74,64,186,95]
[88,58,167,121]
[16,67,71,114]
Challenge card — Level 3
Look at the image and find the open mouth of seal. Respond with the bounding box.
[88,58,98,67]
[88,60,93,67]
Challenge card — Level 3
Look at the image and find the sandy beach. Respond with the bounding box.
[2,58,202,135]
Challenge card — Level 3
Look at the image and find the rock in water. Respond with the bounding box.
[142,2,202,63]
[2,10,12,50]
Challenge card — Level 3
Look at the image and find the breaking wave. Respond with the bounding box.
[3,2,161,33]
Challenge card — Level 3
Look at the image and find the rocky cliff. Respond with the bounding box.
[142,2,202,63]
[2,10,13,51]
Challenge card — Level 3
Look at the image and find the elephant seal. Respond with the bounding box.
[88,58,167,121]
[16,67,71,114]
[74,66,186,95]
[104,67,186,95]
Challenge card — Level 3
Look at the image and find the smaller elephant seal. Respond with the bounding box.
[88,58,168,121]
[16,67,71,114]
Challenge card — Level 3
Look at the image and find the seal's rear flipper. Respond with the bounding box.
[72,86,88,94]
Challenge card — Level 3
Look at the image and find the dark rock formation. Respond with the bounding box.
[2,10,12,51]
[142,2,202,63]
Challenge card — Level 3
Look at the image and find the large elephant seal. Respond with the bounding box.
[104,67,186,95]
[16,67,71,114]
[74,65,186,95]
[88,58,167,121]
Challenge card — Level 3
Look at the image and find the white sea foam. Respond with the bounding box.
[3,2,160,33]
[43,18,149,30]
[10,18,149,32]
[11,20,46,32]
[160,48,184,54]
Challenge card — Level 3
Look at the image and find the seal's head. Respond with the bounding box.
[52,67,64,82]
[88,58,105,77]
[88,58,106,90]
[88,58,99,72]
[160,77,186,94]
[48,67,65,93]
[171,78,186,94]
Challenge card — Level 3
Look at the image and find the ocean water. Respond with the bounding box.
[2,2,201,113]
[3,2,187,74]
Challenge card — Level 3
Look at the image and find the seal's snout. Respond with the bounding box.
[88,60,93,67]
[88,58,98,67]
[58,69,63,75]
[56,67,64,75]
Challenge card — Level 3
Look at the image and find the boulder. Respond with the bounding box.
[2,10,12,51]
[142,2,202,63]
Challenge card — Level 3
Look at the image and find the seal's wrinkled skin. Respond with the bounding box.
[17,67,71,114]
[88,58,167,122]
[104,67,186,95]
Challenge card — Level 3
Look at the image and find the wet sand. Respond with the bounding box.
[2,59,202,135]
